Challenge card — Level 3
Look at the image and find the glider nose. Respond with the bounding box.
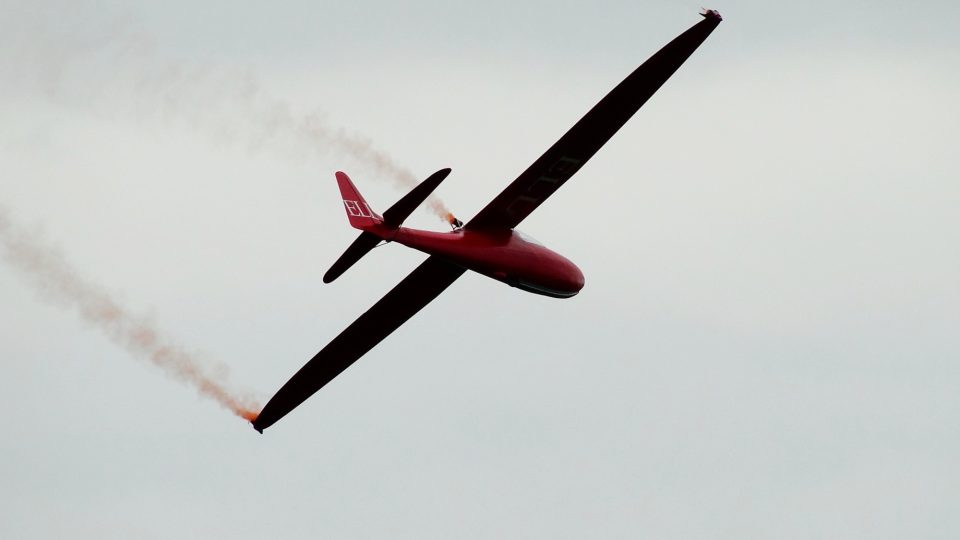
[566,261,585,294]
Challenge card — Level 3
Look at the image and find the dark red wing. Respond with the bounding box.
[465,14,721,231]
[253,256,465,431]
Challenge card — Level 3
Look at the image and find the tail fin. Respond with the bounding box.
[336,171,383,230]
[325,168,453,283]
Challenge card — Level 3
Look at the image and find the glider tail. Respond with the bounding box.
[335,171,384,230]
[324,168,453,284]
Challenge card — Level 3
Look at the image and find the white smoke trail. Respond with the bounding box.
[0,5,457,224]
[0,208,260,421]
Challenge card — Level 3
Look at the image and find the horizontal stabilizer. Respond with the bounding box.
[382,168,452,227]
[323,231,381,283]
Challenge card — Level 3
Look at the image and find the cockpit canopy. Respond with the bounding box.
[514,230,544,246]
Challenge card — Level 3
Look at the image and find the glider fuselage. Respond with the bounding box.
[383,226,584,298]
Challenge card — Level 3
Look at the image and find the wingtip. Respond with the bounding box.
[700,8,722,21]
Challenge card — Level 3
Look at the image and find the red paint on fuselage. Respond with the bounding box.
[369,225,584,298]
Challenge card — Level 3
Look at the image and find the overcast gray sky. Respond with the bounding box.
[1,1,958,538]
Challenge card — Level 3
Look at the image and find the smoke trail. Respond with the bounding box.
[0,9,459,225]
[0,209,260,421]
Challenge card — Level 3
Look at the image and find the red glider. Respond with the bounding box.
[253,10,721,432]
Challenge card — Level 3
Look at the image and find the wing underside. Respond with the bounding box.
[253,256,465,431]
[465,13,721,231]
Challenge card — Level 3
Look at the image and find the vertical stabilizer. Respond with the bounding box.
[336,171,383,230]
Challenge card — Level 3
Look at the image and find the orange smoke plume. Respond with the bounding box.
[444,212,463,229]
[0,209,260,422]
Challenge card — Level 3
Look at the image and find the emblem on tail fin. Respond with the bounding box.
[343,200,376,218]
[335,171,383,229]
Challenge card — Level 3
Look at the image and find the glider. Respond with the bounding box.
[252,10,722,432]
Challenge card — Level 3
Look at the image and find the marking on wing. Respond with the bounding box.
[507,156,583,220]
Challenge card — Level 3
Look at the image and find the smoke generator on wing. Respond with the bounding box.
[0,209,260,422]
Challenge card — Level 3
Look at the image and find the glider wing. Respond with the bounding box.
[465,13,721,231]
[253,255,465,431]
